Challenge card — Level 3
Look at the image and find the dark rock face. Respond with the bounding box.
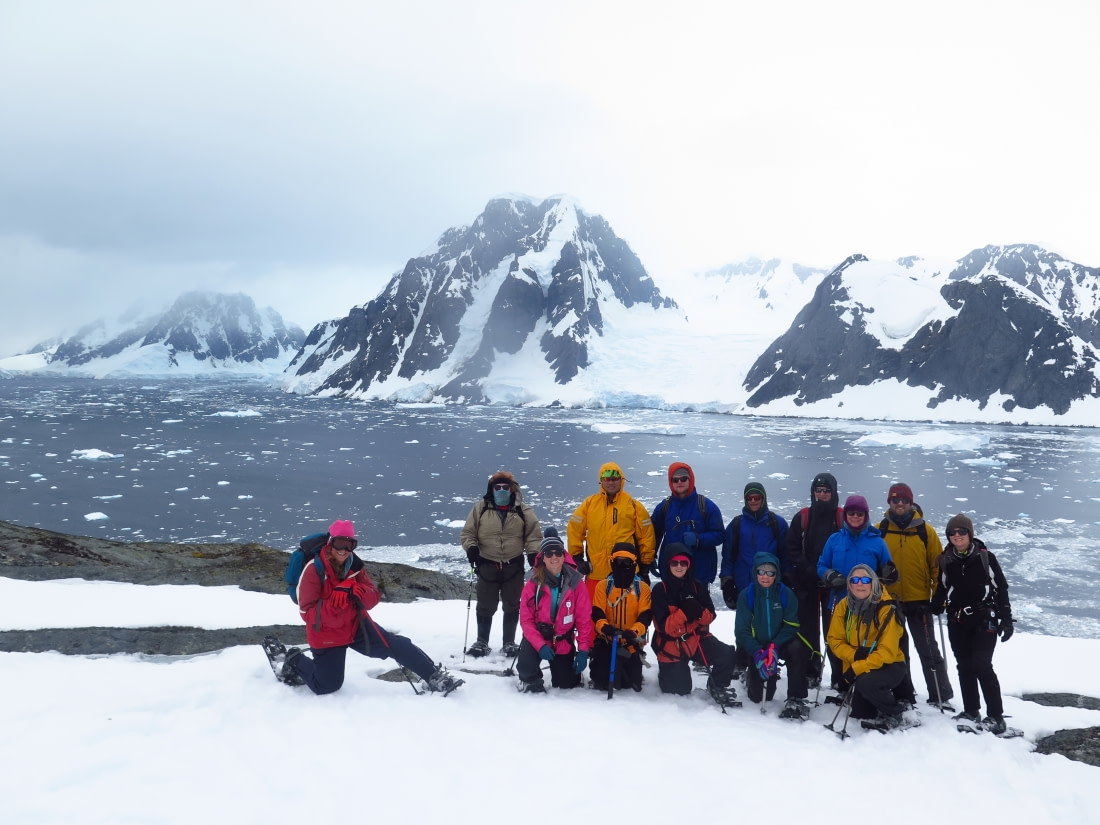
[288,196,674,400]
[744,246,1100,415]
[50,292,304,368]
[0,519,467,655]
[1034,727,1100,767]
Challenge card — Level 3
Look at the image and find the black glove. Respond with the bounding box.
[720,577,738,610]
[465,545,481,566]
[601,624,619,639]
[879,561,899,586]
[853,645,870,661]
[638,563,651,586]
[680,596,704,622]
[536,622,555,641]
[1000,616,1014,643]
[526,553,537,568]
[824,569,845,588]
[843,666,857,683]
[574,555,592,576]
[622,629,640,646]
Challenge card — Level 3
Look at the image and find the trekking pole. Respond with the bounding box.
[935,612,949,713]
[824,684,855,739]
[503,648,521,677]
[607,632,620,700]
[462,565,475,663]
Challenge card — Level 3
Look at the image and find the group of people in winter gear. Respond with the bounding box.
[264,463,1015,734]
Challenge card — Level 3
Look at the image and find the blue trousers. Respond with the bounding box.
[292,615,436,695]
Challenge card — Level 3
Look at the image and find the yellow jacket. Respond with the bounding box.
[568,462,655,580]
[878,509,943,602]
[827,591,906,677]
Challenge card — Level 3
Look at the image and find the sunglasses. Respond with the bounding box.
[946,528,969,537]
[849,575,873,585]
[746,494,763,503]
[846,511,867,519]
[756,569,777,578]
[331,537,357,552]
[890,497,912,505]
[671,476,690,484]
[542,548,566,558]
[813,487,831,495]
[492,483,511,491]
[668,559,690,568]
[601,474,622,480]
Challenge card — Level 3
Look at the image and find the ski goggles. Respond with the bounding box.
[849,575,873,585]
[600,470,622,479]
[331,537,358,552]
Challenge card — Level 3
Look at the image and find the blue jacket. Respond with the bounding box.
[734,552,800,655]
[651,491,724,583]
[817,524,893,611]
[721,508,790,591]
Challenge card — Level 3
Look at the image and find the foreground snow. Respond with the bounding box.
[3,577,1099,824]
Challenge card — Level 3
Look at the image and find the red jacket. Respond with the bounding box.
[297,550,380,649]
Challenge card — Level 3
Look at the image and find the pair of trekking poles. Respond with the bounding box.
[825,612,950,738]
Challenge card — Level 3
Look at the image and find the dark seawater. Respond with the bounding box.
[2,377,1099,637]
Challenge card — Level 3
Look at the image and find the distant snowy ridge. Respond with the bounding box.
[1,291,304,378]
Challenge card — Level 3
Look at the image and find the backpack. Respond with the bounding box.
[284,532,329,603]
[606,576,642,601]
[660,494,708,525]
[731,512,782,549]
[878,517,929,548]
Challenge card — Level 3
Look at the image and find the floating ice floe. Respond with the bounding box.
[855,431,987,451]
[72,449,123,460]
[83,512,109,521]
[206,409,262,418]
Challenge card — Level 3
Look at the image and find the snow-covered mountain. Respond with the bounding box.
[744,247,1100,421]
[284,196,675,403]
[4,292,304,377]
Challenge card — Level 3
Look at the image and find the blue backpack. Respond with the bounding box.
[284,533,329,603]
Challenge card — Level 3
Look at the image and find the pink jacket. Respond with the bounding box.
[519,563,594,654]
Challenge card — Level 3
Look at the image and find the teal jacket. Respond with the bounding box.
[734,551,801,655]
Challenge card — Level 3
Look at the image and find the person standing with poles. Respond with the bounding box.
[932,514,1015,735]
[460,470,543,658]
[878,482,955,710]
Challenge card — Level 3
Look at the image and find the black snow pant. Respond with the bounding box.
[793,586,828,682]
[900,601,954,702]
[948,615,1003,717]
[656,635,735,695]
[847,662,907,719]
[292,615,436,696]
[745,637,811,704]
[516,638,581,689]
[589,637,644,691]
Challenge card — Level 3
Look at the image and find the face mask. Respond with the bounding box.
[493,489,511,507]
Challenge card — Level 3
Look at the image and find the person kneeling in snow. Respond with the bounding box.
[267,519,461,695]
[516,528,594,693]
[589,543,652,692]
[826,563,913,731]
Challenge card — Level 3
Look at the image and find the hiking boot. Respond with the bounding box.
[281,647,305,686]
[982,715,1007,735]
[952,710,981,724]
[425,666,463,695]
[466,640,491,658]
[519,679,546,694]
[501,642,521,658]
[927,698,956,712]
[779,698,809,720]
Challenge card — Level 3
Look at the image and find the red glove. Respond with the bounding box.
[351,579,371,605]
[330,587,350,610]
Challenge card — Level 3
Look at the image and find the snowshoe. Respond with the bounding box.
[953,709,981,724]
[466,640,492,658]
[779,698,810,721]
[262,635,301,685]
[861,710,921,733]
[927,698,956,712]
[501,642,521,658]
[518,679,546,694]
[424,666,464,696]
[707,679,742,709]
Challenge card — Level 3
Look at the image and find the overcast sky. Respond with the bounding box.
[2,1,1097,356]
